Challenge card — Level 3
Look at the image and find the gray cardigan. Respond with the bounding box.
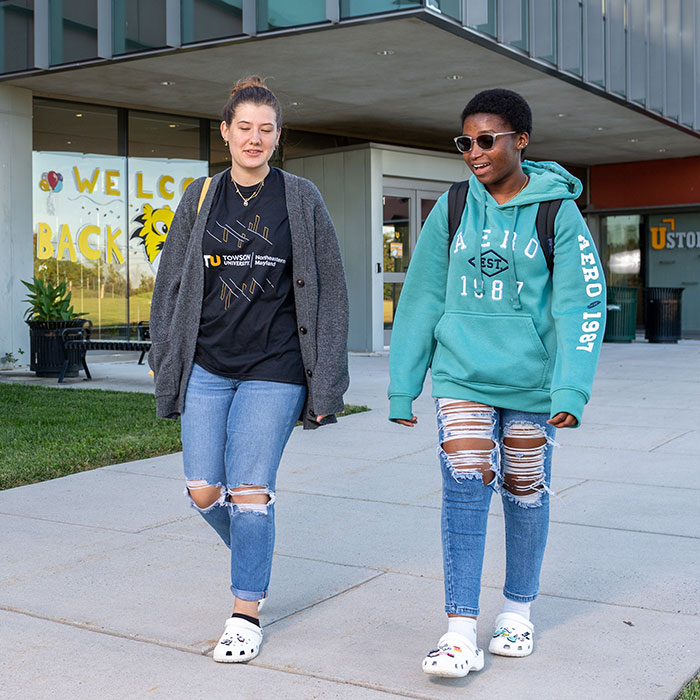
[148,169,349,430]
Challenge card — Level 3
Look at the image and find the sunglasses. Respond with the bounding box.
[453,131,517,153]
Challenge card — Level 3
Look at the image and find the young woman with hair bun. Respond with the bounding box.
[149,76,349,663]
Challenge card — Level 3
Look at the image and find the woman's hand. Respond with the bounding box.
[315,414,327,422]
[395,416,418,428]
[547,412,577,428]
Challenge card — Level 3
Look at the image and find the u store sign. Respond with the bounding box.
[650,217,700,249]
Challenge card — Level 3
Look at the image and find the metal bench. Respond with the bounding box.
[58,320,151,383]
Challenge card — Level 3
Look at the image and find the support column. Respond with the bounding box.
[0,85,33,366]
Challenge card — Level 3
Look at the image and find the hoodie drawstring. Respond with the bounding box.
[506,208,523,310]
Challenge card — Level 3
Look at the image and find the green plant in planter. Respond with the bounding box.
[22,278,85,321]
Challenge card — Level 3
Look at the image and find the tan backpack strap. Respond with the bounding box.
[197,177,212,215]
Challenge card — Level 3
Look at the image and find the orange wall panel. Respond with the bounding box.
[590,157,700,209]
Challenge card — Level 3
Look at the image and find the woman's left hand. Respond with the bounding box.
[315,414,328,422]
[547,412,578,428]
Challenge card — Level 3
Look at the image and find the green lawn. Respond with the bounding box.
[0,383,368,490]
[677,674,700,700]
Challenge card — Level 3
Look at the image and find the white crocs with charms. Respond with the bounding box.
[488,612,534,657]
[422,632,485,678]
[212,617,263,663]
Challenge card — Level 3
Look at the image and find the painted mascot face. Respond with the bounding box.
[131,204,174,267]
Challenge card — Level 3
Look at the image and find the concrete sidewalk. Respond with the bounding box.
[1,343,699,699]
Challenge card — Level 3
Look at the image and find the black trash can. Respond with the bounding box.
[644,287,684,343]
[604,286,638,343]
[26,319,85,377]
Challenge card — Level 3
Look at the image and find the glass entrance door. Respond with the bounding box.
[383,186,441,345]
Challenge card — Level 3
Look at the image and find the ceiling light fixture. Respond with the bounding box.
[556,113,567,118]
[595,126,605,131]
[160,81,174,86]
[658,148,667,153]
[446,74,463,80]
[628,138,639,143]
[376,50,395,56]
[290,101,303,107]
[75,113,83,118]
[168,124,177,128]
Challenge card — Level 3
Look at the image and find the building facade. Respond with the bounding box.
[1,0,699,357]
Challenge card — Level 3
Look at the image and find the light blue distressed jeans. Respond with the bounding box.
[181,363,306,602]
[435,398,557,617]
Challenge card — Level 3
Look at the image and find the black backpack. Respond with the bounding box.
[447,181,562,273]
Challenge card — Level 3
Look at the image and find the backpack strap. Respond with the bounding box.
[535,199,563,273]
[447,180,469,250]
[197,177,212,215]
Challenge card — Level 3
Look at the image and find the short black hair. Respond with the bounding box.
[460,88,532,136]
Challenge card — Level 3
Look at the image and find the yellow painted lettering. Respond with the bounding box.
[105,226,124,264]
[73,167,100,193]
[650,226,666,250]
[105,170,121,196]
[136,172,153,199]
[56,224,77,262]
[182,177,195,193]
[77,225,101,260]
[36,222,54,259]
[158,175,175,200]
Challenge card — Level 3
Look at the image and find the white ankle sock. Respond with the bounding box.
[502,598,531,620]
[447,617,477,647]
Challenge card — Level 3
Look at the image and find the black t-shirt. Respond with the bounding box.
[194,168,305,385]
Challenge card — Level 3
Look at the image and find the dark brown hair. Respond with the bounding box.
[222,76,282,128]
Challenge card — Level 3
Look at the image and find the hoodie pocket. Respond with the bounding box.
[432,312,550,390]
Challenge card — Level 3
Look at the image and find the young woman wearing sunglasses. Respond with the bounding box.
[388,89,605,677]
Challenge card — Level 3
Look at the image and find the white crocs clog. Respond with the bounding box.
[488,612,534,657]
[212,617,263,663]
[422,632,485,678]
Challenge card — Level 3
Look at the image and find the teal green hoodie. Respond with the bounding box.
[388,160,605,426]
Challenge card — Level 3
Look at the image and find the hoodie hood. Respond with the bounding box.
[468,160,582,208]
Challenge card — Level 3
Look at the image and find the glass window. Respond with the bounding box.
[259,0,325,31]
[664,0,681,120]
[49,0,98,66]
[127,111,207,326]
[340,0,421,20]
[603,215,642,288]
[627,0,646,106]
[464,0,496,37]
[128,111,201,159]
[181,0,242,44]
[606,0,626,97]
[31,100,209,333]
[531,0,556,65]
[383,194,410,332]
[647,0,665,113]
[503,0,528,51]
[210,120,229,175]
[602,214,643,326]
[559,0,581,76]
[680,0,695,126]
[113,0,167,55]
[33,99,120,155]
[583,0,604,87]
[429,0,461,21]
[0,0,34,74]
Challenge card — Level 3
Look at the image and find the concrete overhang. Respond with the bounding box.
[5,14,700,166]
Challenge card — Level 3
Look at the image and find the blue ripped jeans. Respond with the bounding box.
[435,398,557,617]
[181,364,306,602]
